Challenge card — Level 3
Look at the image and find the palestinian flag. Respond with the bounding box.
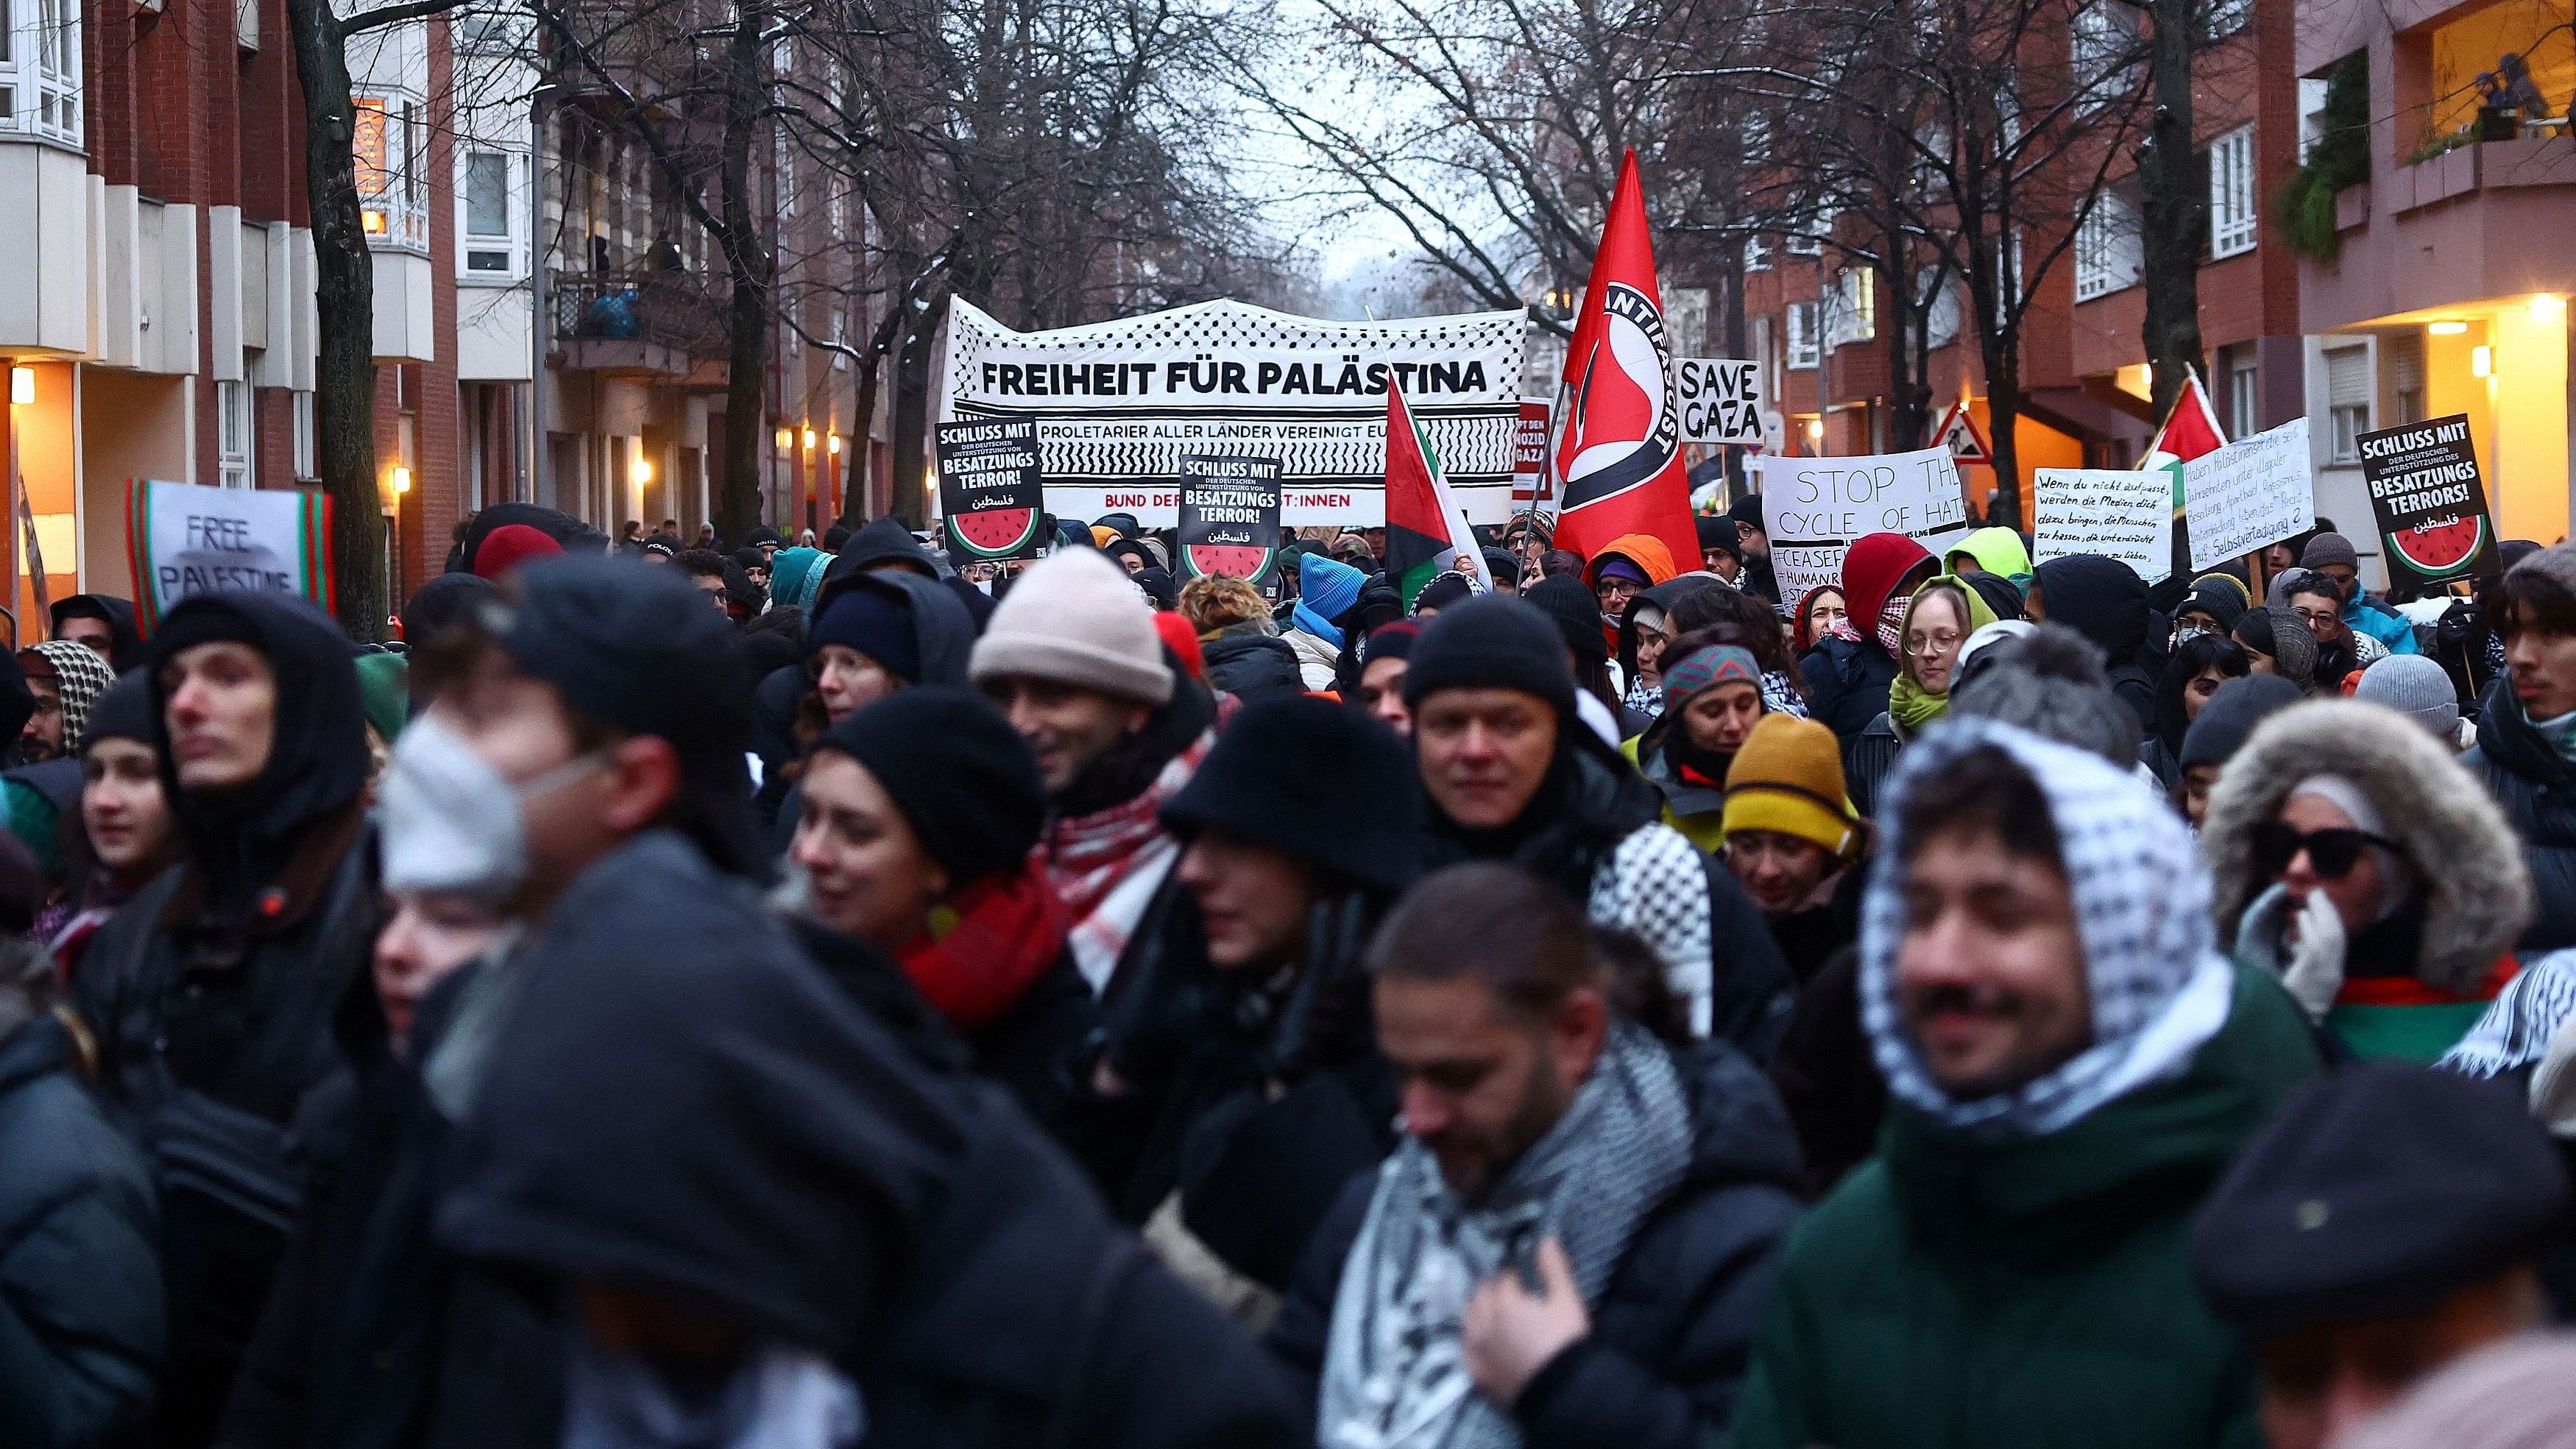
[1384,379,1493,609]
[2142,368,2227,584]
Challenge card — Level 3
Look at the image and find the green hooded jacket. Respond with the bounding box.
[1946,526,2034,589]
[1726,962,2324,1449]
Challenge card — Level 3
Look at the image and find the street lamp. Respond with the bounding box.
[2472,345,2494,378]
[827,434,842,456]
[802,427,818,451]
[7,367,31,407]
[389,466,411,495]
[774,427,793,453]
[631,456,654,486]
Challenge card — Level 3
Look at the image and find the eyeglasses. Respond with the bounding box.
[2292,607,2340,627]
[2250,821,2402,879]
[1906,630,1961,657]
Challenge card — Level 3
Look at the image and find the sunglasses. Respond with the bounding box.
[2249,821,2401,880]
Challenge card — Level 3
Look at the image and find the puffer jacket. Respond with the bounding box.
[0,1009,163,1448]
[1725,963,2323,1449]
[1269,1036,1804,1449]
[1203,633,1306,705]
[1282,628,1342,692]
[2465,676,2576,953]
[2344,595,2421,656]
[2207,698,2531,1062]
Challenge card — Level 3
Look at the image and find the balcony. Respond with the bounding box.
[548,269,729,380]
[2303,136,2576,333]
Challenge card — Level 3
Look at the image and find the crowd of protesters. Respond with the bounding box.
[1,492,2574,1449]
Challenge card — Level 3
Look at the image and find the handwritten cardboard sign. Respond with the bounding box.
[2033,468,2175,584]
[1752,447,1971,602]
[2186,417,2313,572]
[124,478,333,632]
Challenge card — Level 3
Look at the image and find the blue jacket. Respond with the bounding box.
[2346,595,2420,655]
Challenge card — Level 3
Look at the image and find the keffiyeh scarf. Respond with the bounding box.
[1041,728,1214,991]
[1860,718,2235,1136]
[1318,1024,1694,1449]
[2444,949,2576,1078]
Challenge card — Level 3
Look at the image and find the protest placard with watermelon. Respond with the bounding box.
[1178,454,1284,598]
[935,418,1046,560]
[2358,414,2500,592]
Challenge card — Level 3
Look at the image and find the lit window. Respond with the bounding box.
[354,93,428,251]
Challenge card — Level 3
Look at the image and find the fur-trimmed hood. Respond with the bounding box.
[2203,699,2531,993]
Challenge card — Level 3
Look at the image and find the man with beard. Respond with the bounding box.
[1402,595,1792,1054]
[1729,493,1780,603]
[1727,720,2325,1449]
[972,548,1214,997]
[1269,862,1802,1448]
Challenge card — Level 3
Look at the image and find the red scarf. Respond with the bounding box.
[896,863,1069,1030]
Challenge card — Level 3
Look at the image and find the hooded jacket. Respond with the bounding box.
[1945,526,2033,589]
[438,830,1303,1449]
[74,591,381,1444]
[2465,676,2576,954]
[2207,699,2531,1060]
[2033,554,2159,731]
[1727,964,2322,1449]
[757,564,980,832]
[50,594,145,672]
[1585,534,1682,595]
[1270,1037,1803,1449]
[0,1010,163,1448]
[1617,577,1727,704]
[839,517,947,579]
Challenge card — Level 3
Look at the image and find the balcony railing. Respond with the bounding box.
[550,268,728,358]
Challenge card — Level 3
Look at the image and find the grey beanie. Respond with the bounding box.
[1947,622,2141,768]
[2299,532,2361,573]
[2235,606,2319,692]
[2355,655,2463,741]
[968,547,1175,706]
[2507,540,2576,598]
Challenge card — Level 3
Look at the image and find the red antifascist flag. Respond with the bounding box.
[1547,152,1700,570]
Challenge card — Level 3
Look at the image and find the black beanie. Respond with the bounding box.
[2176,673,2303,770]
[809,585,921,682]
[1729,492,1768,531]
[1694,514,1738,564]
[1159,696,1418,893]
[1401,595,1578,719]
[82,670,154,751]
[811,687,1043,885]
[2191,1063,2569,1336]
[1364,620,1422,665]
[1523,575,1609,661]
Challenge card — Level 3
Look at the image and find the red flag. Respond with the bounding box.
[2142,369,2227,466]
[1547,152,1699,569]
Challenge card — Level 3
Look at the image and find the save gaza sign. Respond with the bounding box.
[939,297,1526,527]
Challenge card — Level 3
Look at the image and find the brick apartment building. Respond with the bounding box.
[0,0,877,636]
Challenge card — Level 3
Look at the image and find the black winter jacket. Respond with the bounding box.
[1203,633,1307,706]
[0,1010,163,1448]
[1267,1038,1804,1448]
[1797,636,1898,744]
[210,965,561,1449]
[793,919,1098,1132]
[2464,678,2576,952]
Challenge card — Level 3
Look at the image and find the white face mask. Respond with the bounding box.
[378,713,604,909]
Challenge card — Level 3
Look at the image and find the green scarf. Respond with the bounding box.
[1886,576,1999,735]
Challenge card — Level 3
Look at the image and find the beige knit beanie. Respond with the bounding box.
[969,548,1174,705]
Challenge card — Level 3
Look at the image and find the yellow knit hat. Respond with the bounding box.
[1722,714,1861,860]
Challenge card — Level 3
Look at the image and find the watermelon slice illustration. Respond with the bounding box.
[2388,514,2486,579]
[949,507,1039,559]
[1187,543,1273,582]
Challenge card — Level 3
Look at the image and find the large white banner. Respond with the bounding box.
[1751,447,1972,603]
[939,298,1526,527]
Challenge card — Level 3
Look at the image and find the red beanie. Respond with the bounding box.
[473,523,565,580]
[1152,609,1205,681]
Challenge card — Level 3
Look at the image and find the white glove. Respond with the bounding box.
[2279,890,2347,1023]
